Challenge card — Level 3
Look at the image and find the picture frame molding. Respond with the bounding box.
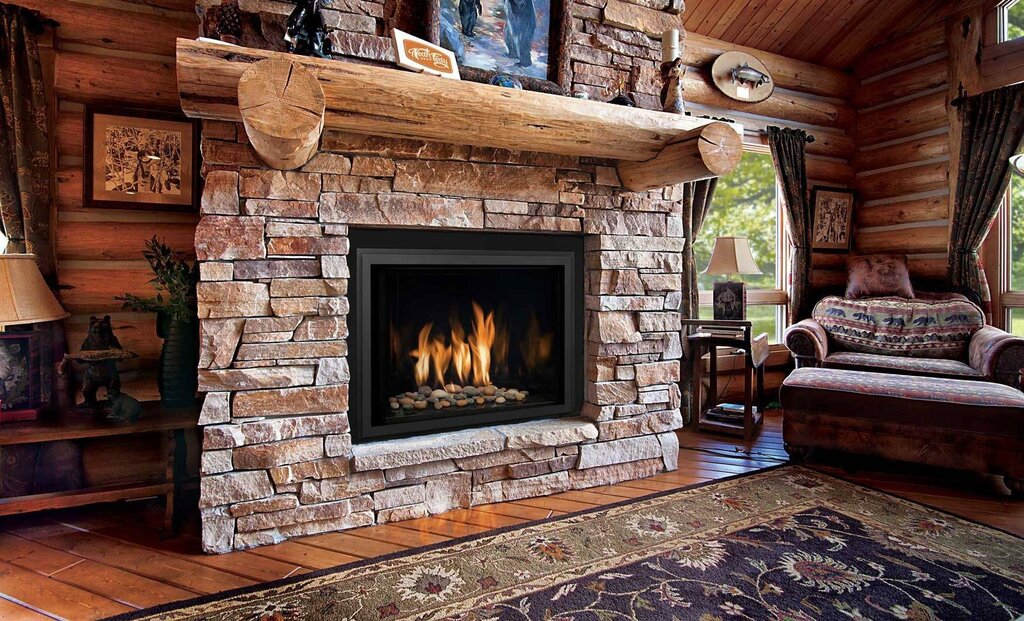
[810,185,856,252]
[83,105,201,212]
[424,0,572,94]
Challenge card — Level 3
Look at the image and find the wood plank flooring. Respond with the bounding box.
[1,410,1021,620]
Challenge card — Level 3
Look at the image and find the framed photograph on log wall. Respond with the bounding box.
[811,186,855,251]
[423,0,572,94]
[84,107,200,211]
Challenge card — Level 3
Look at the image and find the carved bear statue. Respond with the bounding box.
[80,315,123,409]
[285,0,333,58]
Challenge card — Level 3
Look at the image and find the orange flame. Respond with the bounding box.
[468,301,496,387]
[450,315,472,384]
[429,334,451,386]
[410,323,433,386]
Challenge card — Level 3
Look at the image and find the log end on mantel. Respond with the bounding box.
[238,57,326,170]
[616,122,743,192]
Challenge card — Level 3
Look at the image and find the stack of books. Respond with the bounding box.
[704,402,749,424]
[696,325,745,339]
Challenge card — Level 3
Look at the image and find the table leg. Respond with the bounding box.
[163,430,174,535]
[743,364,754,441]
[708,345,718,411]
[690,342,703,428]
[756,364,766,416]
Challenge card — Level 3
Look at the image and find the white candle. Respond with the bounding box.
[662,29,679,63]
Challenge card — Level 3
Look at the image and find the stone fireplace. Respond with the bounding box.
[191,3,688,554]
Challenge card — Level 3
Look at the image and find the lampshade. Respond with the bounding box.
[702,237,762,276]
[0,254,70,328]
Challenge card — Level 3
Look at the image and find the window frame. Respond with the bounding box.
[984,157,1024,331]
[695,142,791,343]
[998,0,1023,43]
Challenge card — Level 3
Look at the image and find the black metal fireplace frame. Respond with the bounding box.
[348,229,584,443]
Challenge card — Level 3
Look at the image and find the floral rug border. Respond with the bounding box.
[105,464,1024,621]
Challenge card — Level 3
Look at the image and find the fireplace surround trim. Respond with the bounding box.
[348,229,585,443]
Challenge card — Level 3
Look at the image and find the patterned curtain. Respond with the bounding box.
[680,178,717,424]
[767,126,811,324]
[0,3,53,278]
[948,84,1024,315]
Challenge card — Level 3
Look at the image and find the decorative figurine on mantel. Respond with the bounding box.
[285,0,333,58]
[60,316,140,421]
[660,29,685,114]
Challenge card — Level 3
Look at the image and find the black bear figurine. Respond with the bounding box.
[285,0,333,58]
[80,315,124,410]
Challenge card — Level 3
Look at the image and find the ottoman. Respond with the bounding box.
[780,367,1024,497]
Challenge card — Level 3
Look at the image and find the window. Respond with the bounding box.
[695,148,789,342]
[1001,0,1024,42]
[985,146,1024,333]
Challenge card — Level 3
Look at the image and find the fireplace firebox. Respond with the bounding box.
[349,230,583,442]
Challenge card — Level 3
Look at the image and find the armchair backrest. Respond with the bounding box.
[811,294,985,360]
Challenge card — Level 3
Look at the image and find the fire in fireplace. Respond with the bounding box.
[349,230,583,442]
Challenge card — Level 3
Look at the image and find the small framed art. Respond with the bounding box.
[84,106,200,211]
[811,186,855,251]
[0,332,40,421]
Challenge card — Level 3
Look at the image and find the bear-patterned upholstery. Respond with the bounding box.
[784,293,1024,387]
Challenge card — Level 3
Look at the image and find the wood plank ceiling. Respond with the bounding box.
[681,0,970,69]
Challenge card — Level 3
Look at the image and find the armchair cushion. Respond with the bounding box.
[811,295,984,360]
[821,352,984,380]
[969,326,1024,385]
[784,318,829,364]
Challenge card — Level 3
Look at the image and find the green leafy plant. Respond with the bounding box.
[117,236,199,323]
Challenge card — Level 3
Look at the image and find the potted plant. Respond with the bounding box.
[117,237,200,406]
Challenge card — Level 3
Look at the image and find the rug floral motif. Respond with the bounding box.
[110,466,1024,621]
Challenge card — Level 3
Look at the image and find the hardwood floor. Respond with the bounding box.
[1,410,1021,620]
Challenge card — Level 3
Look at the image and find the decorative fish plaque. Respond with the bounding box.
[711,51,774,103]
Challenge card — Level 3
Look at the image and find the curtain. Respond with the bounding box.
[767,126,811,324]
[0,4,67,412]
[948,84,1024,314]
[680,178,717,424]
[0,3,53,277]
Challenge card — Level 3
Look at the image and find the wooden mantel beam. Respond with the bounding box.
[176,38,743,185]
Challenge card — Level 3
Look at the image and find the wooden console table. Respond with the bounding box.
[684,319,769,440]
[0,401,198,531]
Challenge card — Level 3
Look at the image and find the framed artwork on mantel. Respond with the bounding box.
[423,0,571,94]
[811,186,855,251]
[84,107,200,211]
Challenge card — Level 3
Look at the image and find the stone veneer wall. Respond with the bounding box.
[195,132,686,552]
[193,0,695,554]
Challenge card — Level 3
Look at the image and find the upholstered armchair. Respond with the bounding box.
[785,295,1024,388]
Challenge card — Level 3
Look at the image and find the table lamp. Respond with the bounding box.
[702,236,761,320]
[0,254,70,422]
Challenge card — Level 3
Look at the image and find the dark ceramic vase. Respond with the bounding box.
[156,311,199,406]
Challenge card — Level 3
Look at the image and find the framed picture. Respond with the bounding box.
[811,186,855,251]
[425,0,571,93]
[84,106,200,211]
[0,332,40,415]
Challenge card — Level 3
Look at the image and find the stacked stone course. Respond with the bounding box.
[195,0,695,552]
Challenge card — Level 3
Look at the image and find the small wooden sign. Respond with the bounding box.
[392,29,460,80]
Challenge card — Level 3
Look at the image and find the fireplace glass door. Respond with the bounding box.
[350,230,582,442]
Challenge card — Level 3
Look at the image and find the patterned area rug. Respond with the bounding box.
[112,466,1024,620]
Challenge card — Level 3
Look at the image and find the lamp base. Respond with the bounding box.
[712,280,746,321]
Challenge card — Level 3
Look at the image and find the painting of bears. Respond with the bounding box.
[440,0,551,80]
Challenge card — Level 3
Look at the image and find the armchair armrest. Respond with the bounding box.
[969,326,1024,388]
[784,318,829,368]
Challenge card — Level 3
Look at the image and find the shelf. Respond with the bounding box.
[0,482,173,517]
[175,38,743,189]
[0,401,199,446]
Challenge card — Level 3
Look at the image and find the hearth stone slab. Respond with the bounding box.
[577,434,664,469]
[352,428,508,471]
[498,418,599,448]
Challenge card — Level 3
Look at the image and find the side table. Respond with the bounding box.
[684,319,768,440]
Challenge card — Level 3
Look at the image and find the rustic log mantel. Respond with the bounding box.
[175,39,743,188]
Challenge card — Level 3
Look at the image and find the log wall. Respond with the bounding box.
[14,0,200,401]
[850,22,952,287]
